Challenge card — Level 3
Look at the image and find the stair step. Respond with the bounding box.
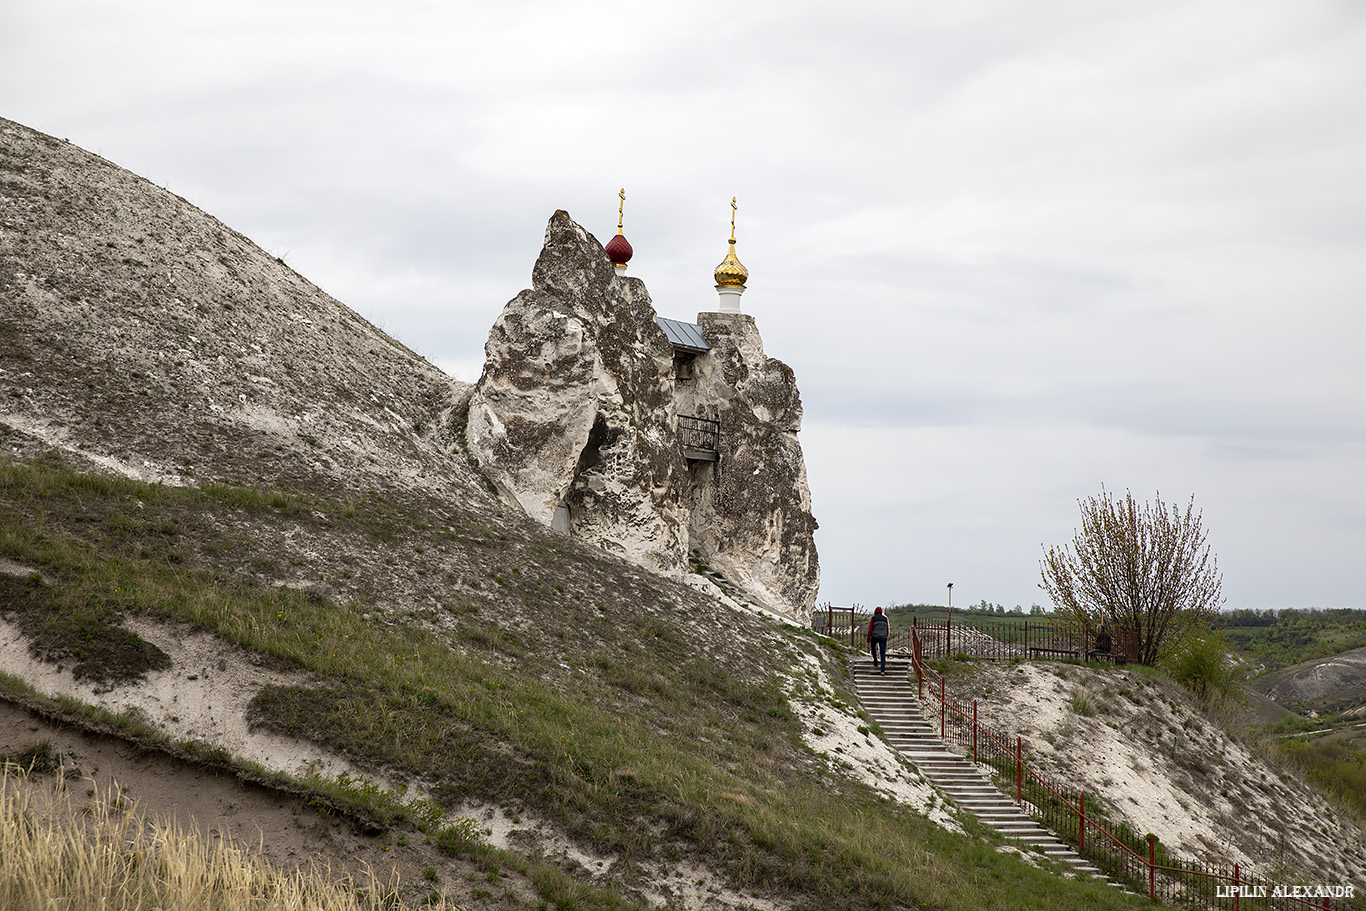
[852,658,1130,893]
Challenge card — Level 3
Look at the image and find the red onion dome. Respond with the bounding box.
[605,232,633,265]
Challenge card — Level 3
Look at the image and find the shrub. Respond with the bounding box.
[1165,630,1245,706]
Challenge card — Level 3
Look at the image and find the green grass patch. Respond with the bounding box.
[0,573,170,683]
[0,738,59,774]
[1067,687,1096,717]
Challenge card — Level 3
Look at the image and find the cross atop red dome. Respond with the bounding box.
[607,187,633,270]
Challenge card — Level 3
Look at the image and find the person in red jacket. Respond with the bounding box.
[867,606,890,674]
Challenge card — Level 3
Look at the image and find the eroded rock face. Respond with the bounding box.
[687,312,820,620]
[467,211,819,622]
[466,212,688,577]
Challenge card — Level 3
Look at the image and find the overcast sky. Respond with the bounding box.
[4,1,1364,611]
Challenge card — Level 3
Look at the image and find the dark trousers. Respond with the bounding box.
[870,637,887,672]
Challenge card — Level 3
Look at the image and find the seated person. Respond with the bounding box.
[1087,626,1112,660]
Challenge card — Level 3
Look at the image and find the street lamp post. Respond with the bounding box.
[947,583,954,654]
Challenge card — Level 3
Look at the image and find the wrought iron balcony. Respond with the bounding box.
[679,415,720,461]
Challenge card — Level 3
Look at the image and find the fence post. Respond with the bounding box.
[972,700,978,764]
[915,631,923,699]
[1016,737,1022,804]
[1079,792,1085,853]
[939,675,946,738]
[1148,834,1156,901]
[1233,863,1239,911]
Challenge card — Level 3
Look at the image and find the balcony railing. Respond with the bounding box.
[679,415,720,461]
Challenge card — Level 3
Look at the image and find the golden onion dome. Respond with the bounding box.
[713,239,748,288]
[714,196,747,287]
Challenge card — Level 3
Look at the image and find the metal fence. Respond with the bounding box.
[908,628,1355,910]
[818,606,1092,663]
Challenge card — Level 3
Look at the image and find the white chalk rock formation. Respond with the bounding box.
[466,211,687,578]
[684,312,820,621]
[466,210,818,621]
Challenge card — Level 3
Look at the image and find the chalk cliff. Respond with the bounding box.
[685,311,819,622]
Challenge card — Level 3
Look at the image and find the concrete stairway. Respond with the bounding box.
[853,656,1110,881]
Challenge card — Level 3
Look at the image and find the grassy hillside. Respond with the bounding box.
[0,116,1153,909]
[0,454,1152,910]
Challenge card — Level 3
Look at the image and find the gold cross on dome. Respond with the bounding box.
[617,188,626,232]
[730,197,737,242]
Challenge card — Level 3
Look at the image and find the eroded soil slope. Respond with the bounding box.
[944,660,1366,886]
[1,116,478,503]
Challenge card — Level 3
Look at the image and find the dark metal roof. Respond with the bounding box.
[656,317,711,354]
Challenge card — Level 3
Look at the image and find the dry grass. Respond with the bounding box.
[0,764,459,911]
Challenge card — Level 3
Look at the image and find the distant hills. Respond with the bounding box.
[1255,647,1366,718]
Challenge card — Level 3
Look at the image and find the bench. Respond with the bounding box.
[1028,646,1080,660]
[1084,650,1127,665]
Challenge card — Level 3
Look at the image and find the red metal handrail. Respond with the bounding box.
[906,628,1342,910]
[908,631,1155,881]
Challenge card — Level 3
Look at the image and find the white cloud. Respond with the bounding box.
[4,0,1364,610]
